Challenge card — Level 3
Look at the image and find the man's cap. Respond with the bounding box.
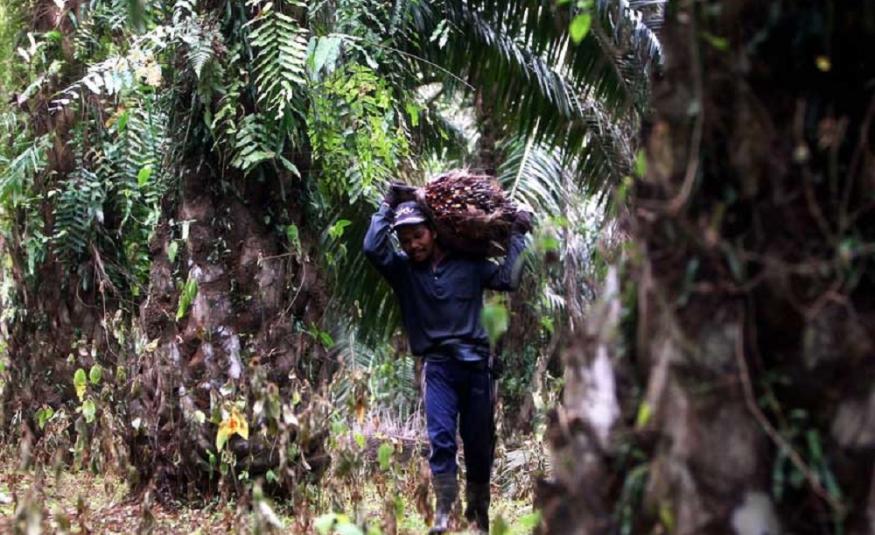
[392,201,428,230]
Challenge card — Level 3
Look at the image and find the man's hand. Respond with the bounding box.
[511,210,534,234]
[384,182,417,208]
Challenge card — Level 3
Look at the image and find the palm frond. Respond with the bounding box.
[329,328,419,421]
[496,135,568,215]
[321,209,403,346]
[405,0,651,191]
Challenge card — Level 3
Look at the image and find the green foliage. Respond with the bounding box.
[176,1,221,80]
[286,223,302,256]
[407,0,661,190]
[0,1,24,101]
[89,364,103,385]
[481,299,509,347]
[0,113,50,277]
[570,14,593,43]
[328,219,352,240]
[377,442,393,471]
[247,0,309,119]
[330,331,418,422]
[74,368,88,401]
[230,113,293,174]
[35,406,55,430]
[51,167,107,262]
[176,275,199,320]
[81,399,97,424]
[308,64,409,205]
[46,100,170,293]
[303,322,335,349]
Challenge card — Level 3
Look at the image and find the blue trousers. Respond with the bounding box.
[423,358,495,484]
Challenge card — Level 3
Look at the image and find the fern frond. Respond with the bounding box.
[52,166,106,262]
[0,129,50,209]
[248,3,309,119]
[230,113,297,175]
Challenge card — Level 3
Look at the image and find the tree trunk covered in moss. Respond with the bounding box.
[540,2,875,534]
[0,0,336,498]
[129,156,335,498]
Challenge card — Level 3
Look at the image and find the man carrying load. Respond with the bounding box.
[363,185,532,534]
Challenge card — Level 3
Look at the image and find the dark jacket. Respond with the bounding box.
[363,203,527,359]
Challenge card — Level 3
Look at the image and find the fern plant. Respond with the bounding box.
[0,113,50,277]
[52,166,107,264]
[247,0,309,120]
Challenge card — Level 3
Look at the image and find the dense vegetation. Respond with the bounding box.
[1,0,873,533]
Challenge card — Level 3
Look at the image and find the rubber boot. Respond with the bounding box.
[464,481,490,533]
[429,472,458,534]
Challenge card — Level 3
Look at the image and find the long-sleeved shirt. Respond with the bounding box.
[363,203,527,360]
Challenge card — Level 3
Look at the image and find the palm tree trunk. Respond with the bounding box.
[540,2,875,533]
[128,153,335,495]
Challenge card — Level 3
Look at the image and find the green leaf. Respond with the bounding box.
[634,150,647,178]
[89,364,103,385]
[319,331,334,349]
[701,32,729,51]
[314,513,338,535]
[404,102,420,127]
[659,503,676,531]
[286,224,301,256]
[635,401,652,428]
[35,406,54,430]
[328,219,352,240]
[377,442,394,471]
[518,511,541,530]
[492,515,509,535]
[82,399,96,423]
[167,241,179,263]
[540,316,554,334]
[115,109,130,132]
[137,166,153,187]
[480,301,509,347]
[73,368,87,401]
[176,277,199,320]
[310,36,342,77]
[570,13,592,43]
[266,469,279,483]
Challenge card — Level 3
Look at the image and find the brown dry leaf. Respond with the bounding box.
[412,460,433,527]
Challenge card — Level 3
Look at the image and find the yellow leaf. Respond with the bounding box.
[355,399,366,424]
[73,368,87,402]
[216,426,231,451]
[815,55,831,72]
[216,407,248,451]
[635,401,653,428]
[235,409,249,440]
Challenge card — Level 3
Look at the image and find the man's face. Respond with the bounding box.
[397,224,436,263]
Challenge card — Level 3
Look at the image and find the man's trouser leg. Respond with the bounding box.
[459,360,494,532]
[424,359,459,533]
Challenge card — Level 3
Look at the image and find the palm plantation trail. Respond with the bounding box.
[0,447,536,533]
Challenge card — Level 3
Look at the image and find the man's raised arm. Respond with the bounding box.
[363,203,403,279]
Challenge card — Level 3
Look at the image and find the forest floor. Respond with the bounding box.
[0,448,536,534]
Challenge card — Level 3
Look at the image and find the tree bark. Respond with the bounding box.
[129,157,334,497]
[540,2,875,533]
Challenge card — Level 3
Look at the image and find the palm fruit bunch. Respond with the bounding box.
[418,170,519,256]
